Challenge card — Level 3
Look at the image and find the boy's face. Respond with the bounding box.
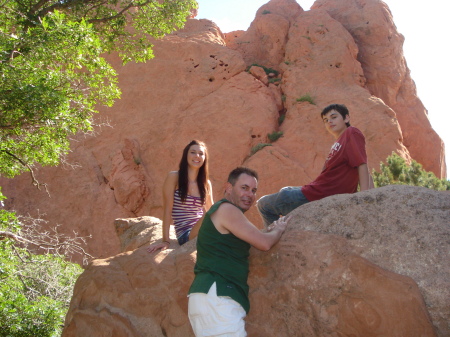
[322,110,350,139]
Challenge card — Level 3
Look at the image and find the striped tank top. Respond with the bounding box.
[172,189,204,239]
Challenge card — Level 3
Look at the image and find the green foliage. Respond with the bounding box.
[278,114,286,126]
[246,63,279,76]
[268,131,283,142]
[296,94,315,105]
[262,10,271,15]
[373,152,449,190]
[0,201,85,336]
[0,0,196,179]
[268,78,281,84]
[250,143,272,156]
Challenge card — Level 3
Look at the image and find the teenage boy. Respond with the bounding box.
[188,167,289,337]
[257,103,372,227]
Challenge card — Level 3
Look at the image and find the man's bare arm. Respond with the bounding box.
[212,203,288,251]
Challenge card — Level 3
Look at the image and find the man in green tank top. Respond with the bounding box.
[188,167,289,336]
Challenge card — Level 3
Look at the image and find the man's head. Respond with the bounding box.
[225,167,259,212]
[321,104,350,138]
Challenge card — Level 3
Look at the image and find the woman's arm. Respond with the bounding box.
[205,179,214,211]
[147,171,178,253]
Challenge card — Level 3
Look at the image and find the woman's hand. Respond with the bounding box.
[147,240,170,253]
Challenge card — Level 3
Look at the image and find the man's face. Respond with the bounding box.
[322,110,350,138]
[225,173,258,212]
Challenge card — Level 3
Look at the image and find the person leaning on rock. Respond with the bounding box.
[147,140,214,253]
[257,103,374,227]
[187,167,290,337]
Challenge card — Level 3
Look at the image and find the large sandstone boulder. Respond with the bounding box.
[0,0,445,258]
[61,186,449,336]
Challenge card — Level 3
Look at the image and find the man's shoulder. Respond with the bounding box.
[215,200,242,214]
[210,199,238,214]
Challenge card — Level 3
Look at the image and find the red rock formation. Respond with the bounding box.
[0,0,445,260]
[311,0,446,177]
[226,0,303,70]
[61,186,448,336]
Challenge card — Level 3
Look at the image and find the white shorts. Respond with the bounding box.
[188,282,247,337]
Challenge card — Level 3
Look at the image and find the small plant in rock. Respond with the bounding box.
[278,114,286,126]
[268,131,283,142]
[246,64,279,77]
[268,78,281,84]
[250,143,272,156]
[262,10,271,15]
[296,94,315,105]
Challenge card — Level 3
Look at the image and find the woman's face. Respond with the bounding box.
[187,144,206,169]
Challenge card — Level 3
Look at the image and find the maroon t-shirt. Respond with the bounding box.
[302,126,367,201]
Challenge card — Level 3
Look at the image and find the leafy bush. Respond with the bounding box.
[296,94,315,105]
[278,114,286,126]
[0,198,86,337]
[268,131,283,142]
[373,152,449,190]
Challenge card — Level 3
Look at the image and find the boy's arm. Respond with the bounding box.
[357,163,371,191]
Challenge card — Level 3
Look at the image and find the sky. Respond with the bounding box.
[195,0,449,178]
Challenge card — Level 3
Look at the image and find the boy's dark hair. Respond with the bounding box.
[321,104,350,127]
[227,167,258,186]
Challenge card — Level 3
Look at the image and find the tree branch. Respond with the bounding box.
[0,149,50,196]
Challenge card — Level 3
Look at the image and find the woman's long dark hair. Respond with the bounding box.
[178,140,209,204]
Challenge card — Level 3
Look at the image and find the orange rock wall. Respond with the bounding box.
[1,0,445,259]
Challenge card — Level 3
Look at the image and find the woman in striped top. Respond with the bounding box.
[147,140,214,253]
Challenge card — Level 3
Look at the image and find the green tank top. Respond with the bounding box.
[188,198,251,313]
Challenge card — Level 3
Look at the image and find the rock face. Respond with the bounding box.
[61,186,449,337]
[0,0,445,259]
[115,216,170,252]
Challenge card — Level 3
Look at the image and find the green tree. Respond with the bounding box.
[0,2,196,335]
[0,0,196,182]
[0,200,87,336]
[372,152,450,190]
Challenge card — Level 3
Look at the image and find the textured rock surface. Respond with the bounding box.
[1,0,445,259]
[61,186,448,337]
[115,216,170,252]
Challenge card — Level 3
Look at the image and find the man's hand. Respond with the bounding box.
[267,215,290,233]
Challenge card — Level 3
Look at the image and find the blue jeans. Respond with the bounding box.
[177,230,191,245]
[256,186,309,228]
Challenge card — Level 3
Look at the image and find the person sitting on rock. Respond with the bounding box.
[257,103,373,228]
[147,140,214,253]
[188,167,290,337]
